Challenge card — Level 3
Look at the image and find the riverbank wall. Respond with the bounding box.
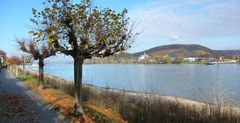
[8,65,240,123]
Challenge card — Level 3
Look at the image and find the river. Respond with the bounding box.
[27,64,240,102]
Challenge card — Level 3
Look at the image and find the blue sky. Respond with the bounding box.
[0,0,240,57]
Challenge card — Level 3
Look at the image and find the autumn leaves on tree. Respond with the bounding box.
[17,0,137,115]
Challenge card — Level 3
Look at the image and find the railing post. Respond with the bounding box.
[16,65,18,77]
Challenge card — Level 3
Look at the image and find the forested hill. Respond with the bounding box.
[133,44,219,57]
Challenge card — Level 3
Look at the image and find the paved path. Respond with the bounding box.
[0,69,68,123]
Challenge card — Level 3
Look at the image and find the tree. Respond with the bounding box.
[5,56,22,65]
[30,0,137,114]
[174,55,184,64]
[162,56,172,64]
[153,56,164,64]
[17,39,56,89]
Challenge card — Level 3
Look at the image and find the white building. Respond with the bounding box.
[221,59,237,63]
[138,53,149,61]
[183,57,196,62]
[207,57,215,62]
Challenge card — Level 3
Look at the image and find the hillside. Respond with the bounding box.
[133,44,219,58]
[216,50,240,55]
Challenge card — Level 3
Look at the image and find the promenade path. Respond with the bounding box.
[0,69,68,123]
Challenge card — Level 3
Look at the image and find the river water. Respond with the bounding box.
[27,64,240,102]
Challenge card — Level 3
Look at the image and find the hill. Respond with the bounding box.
[133,44,219,58]
[47,44,240,64]
[216,50,240,55]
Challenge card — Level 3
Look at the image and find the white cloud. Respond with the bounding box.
[169,35,180,41]
[129,0,240,42]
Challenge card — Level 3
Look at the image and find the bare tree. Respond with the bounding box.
[17,39,56,89]
[30,0,137,114]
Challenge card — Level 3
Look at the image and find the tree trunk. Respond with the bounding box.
[74,56,84,115]
[38,58,44,89]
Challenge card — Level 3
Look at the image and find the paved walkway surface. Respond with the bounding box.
[0,69,68,123]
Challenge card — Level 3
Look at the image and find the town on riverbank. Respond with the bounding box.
[84,44,240,65]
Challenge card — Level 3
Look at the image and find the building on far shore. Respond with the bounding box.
[206,57,215,62]
[183,57,200,62]
[219,59,237,63]
[138,53,149,62]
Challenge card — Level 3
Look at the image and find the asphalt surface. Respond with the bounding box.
[0,69,68,123]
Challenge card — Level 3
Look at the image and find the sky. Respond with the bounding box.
[0,0,240,57]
